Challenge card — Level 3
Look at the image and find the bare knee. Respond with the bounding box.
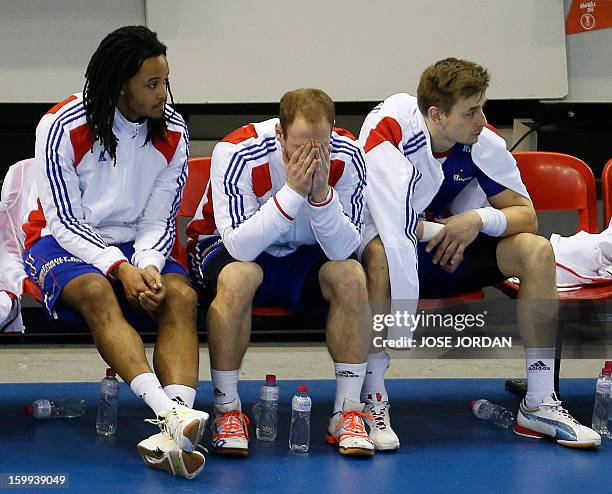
[362,236,389,291]
[62,274,119,323]
[509,233,555,277]
[163,276,198,311]
[319,259,368,305]
[216,262,263,307]
[62,274,117,307]
[363,237,388,274]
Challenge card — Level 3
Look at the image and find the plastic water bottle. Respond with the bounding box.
[252,374,279,441]
[606,362,612,438]
[591,368,611,436]
[96,368,119,436]
[470,399,515,429]
[24,398,86,419]
[289,384,311,453]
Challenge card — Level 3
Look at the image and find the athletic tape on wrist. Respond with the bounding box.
[475,207,507,237]
[419,221,445,242]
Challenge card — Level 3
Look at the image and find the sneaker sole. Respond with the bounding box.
[513,424,601,448]
[373,442,400,451]
[339,447,375,456]
[325,433,374,456]
[182,418,208,452]
[137,445,205,479]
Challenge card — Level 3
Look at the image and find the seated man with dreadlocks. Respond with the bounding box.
[22,26,208,480]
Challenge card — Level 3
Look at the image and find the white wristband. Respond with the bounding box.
[475,207,507,237]
[419,221,445,242]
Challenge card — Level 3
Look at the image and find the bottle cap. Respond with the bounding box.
[24,404,33,416]
[106,368,116,377]
[605,361,612,369]
[297,384,308,393]
[265,374,276,384]
[603,368,612,376]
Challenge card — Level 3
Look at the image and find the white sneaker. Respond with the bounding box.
[145,405,209,453]
[137,432,205,480]
[326,399,375,456]
[514,393,601,448]
[364,394,400,450]
[211,398,249,456]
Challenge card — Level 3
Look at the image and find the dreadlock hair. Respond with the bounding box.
[83,25,176,162]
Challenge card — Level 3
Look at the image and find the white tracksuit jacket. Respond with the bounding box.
[186,118,365,262]
[358,93,529,305]
[24,93,189,275]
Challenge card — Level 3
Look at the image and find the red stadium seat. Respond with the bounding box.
[498,152,612,300]
[601,158,612,227]
[513,152,598,233]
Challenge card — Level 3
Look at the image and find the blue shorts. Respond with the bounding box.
[189,237,329,311]
[418,233,504,297]
[23,236,186,319]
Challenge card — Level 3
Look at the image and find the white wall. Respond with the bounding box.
[4,0,610,104]
[146,0,568,103]
[0,0,145,103]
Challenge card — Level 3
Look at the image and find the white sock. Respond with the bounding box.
[163,384,197,408]
[130,372,176,415]
[361,351,390,402]
[0,291,12,323]
[333,362,367,414]
[525,347,556,408]
[211,369,239,405]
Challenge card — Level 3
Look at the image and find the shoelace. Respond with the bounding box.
[213,410,250,439]
[145,409,176,437]
[144,407,196,437]
[336,411,373,439]
[368,402,389,431]
[536,393,581,426]
[540,401,580,425]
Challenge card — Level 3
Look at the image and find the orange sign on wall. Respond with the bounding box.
[566,1,612,34]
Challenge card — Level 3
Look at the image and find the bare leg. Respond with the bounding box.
[496,233,558,348]
[60,273,151,383]
[319,259,371,363]
[207,262,263,371]
[152,273,200,388]
[362,236,391,352]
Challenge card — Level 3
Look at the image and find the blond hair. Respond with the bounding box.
[279,88,335,136]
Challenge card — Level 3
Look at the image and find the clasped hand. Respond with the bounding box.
[425,210,483,272]
[112,263,166,313]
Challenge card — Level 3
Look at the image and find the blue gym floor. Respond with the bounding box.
[1,378,608,493]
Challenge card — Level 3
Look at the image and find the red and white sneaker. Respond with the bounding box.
[211,398,250,456]
[514,393,601,448]
[326,399,375,456]
[364,394,400,450]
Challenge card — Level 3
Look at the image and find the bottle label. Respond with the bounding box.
[33,399,52,418]
[596,381,611,394]
[292,396,311,412]
[260,386,279,401]
[101,379,119,396]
